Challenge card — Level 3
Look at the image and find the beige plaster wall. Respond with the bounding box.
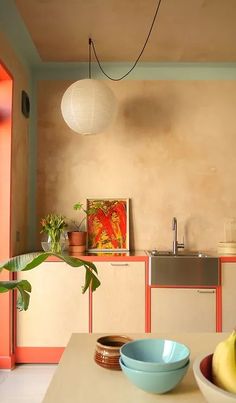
[37,80,236,252]
[0,32,29,256]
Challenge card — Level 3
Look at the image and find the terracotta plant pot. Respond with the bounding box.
[67,231,87,253]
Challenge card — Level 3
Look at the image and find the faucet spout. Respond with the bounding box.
[172,217,177,235]
[172,217,184,255]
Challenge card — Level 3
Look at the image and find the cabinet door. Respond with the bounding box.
[92,261,145,333]
[222,262,236,331]
[151,288,216,332]
[17,262,89,347]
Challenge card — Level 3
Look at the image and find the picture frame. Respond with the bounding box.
[86,198,130,252]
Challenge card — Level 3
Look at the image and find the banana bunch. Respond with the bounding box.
[212,330,236,393]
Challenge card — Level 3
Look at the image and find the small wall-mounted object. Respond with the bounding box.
[21,90,30,118]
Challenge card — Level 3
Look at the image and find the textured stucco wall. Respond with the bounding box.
[0,31,30,256]
[37,79,236,252]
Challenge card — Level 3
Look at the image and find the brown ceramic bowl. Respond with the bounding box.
[94,335,132,370]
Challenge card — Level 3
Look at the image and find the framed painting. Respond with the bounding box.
[86,198,130,252]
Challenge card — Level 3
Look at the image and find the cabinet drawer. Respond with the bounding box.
[151,288,216,332]
[17,262,89,347]
[92,261,145,333]
[221,262,236,331]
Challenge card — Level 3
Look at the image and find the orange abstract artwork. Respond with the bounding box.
[87,199,129,251]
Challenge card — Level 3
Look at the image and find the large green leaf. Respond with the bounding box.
[0,280,32,311]
[0,252,101,310]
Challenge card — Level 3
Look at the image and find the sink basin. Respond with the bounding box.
[147,250,208,257]
[147,250,219,286]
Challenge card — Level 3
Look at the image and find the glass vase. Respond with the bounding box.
[41,232,66,254]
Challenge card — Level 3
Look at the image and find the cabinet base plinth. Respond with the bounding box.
[15,347,64,363]
[0,354,15,369]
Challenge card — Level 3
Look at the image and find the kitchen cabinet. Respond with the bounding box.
[151,288,216,332]
[17,261,89,347]
[221,262,236,331]
[92,261,145,333]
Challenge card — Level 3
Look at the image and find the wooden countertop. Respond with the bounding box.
[42,332,229,403]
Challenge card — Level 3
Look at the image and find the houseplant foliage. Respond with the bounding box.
[40,213,67,253]
[0,252,100,311]
[72,202,89,231]
[67,202,96,251]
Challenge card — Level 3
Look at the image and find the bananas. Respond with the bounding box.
[212,330,236,393]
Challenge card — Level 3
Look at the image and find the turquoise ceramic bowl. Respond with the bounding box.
[120,357,189,394]
[120,338,190,372]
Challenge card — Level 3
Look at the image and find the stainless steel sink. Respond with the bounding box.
[146,250,209,257]
[146,250,219,286]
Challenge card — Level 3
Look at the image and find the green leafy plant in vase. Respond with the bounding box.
[40,213,67,253]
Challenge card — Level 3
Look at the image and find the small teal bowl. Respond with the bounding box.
[120,338,190,372]
[120,357,189,394]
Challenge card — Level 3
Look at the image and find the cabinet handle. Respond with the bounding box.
[197,290,215,294]
[110,263,129,266]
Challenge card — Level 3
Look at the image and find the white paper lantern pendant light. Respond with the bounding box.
[61,0,163,136]
[61,78,117,135]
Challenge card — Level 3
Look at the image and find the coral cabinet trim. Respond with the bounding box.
[220,256,236,263]
[15,347,64,363]
[0,354,15,369]
[0,61,13,370]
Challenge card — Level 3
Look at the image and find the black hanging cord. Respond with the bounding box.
[89,38,92,78]
[89,0,163,81]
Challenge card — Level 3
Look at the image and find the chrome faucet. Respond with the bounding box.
[172,217,184,255]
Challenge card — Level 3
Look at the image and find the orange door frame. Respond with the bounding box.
[0,61,14,369]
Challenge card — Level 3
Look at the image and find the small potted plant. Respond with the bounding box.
[40,213,67,253]
[67,202,89,253]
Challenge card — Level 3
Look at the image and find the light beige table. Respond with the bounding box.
[42,332,228,403]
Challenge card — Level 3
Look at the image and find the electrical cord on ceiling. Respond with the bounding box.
[89,0,163,81]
